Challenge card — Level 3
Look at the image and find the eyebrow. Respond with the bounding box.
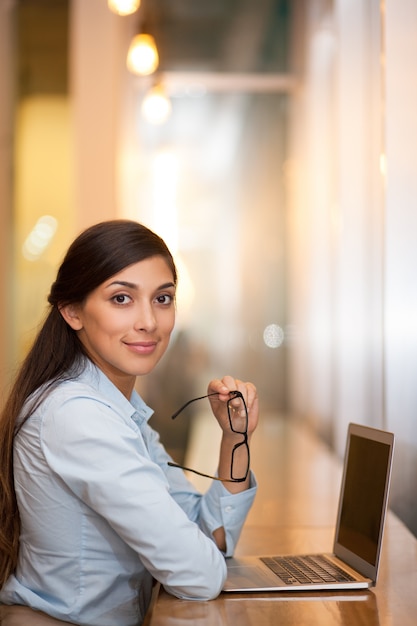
[106,280,176,291]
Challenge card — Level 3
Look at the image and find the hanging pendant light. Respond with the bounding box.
[141,83,172,125]
[127,33,159,76]
[108,0,140,16]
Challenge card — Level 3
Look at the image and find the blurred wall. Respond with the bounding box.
[384,0,417,539]
[287,0,417,535]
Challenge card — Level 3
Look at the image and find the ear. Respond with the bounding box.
[59,304,84,331]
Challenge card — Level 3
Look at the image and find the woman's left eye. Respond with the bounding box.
[155,294,173,305]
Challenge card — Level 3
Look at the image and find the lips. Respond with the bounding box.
[124,341,157,355]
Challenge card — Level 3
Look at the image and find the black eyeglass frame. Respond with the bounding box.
[167,391,250,483]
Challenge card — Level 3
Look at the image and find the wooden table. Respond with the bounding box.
[146,415,417,626]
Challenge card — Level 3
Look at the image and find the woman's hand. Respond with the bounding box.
[207,375,259,439]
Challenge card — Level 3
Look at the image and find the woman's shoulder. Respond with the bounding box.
[21,362,149,436]
[43,365,121,411]
[24,362,116,419]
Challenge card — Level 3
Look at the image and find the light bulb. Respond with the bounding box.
[141,84,172,125]
[126,34,159,76]
[107,0,140,16]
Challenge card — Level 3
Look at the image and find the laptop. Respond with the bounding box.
[223,422,395,592]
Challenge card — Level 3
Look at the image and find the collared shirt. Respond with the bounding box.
[0,362,257,626]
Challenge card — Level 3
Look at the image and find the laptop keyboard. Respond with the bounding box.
[260,554,356,585]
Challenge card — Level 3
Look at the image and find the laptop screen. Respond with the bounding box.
[334,424,394,580]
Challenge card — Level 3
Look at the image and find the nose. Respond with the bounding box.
[134,301,157,332]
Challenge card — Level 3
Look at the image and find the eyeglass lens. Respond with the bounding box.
[227,394,248,434]
[231,439,250,481]
[168,390,250,482]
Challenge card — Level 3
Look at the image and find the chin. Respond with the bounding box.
[133,360,162,377]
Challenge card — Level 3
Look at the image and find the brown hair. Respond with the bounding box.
[0,219,177,586]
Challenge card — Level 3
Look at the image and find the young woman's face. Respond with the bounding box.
[63,256,176,398]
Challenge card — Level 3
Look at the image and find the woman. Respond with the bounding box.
[0,220,258,626]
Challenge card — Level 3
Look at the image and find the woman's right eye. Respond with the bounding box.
[111,294,132,305]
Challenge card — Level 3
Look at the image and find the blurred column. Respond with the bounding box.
[69,0,131,229]
[0,0,15,388]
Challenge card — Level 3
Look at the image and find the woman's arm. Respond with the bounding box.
[41,394,228,601]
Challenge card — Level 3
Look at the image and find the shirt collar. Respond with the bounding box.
[81,360,154,426]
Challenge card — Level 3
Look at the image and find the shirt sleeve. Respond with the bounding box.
[40,395,227,601]
[140,419,257,557]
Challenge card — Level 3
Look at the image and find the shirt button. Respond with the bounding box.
[225,505,233,513]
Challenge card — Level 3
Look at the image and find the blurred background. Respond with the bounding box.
[0,0,416,537]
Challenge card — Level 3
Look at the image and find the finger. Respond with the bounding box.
[220,375,239,392]
[231,379,252,401]
[243,382,258,409]
[207,379,230,400]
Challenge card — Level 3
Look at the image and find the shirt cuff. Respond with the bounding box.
[199,472,257,557]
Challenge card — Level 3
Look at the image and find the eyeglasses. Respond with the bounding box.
[167,390,250,483]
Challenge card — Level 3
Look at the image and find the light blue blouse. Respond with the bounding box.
[0,362,256,626]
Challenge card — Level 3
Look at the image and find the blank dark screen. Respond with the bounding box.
[337,434,390,565]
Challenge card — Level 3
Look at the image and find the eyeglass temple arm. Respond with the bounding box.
[167,461,247,483]
[170,390,242,420]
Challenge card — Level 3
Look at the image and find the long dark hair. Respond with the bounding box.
[0,219,177,586]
